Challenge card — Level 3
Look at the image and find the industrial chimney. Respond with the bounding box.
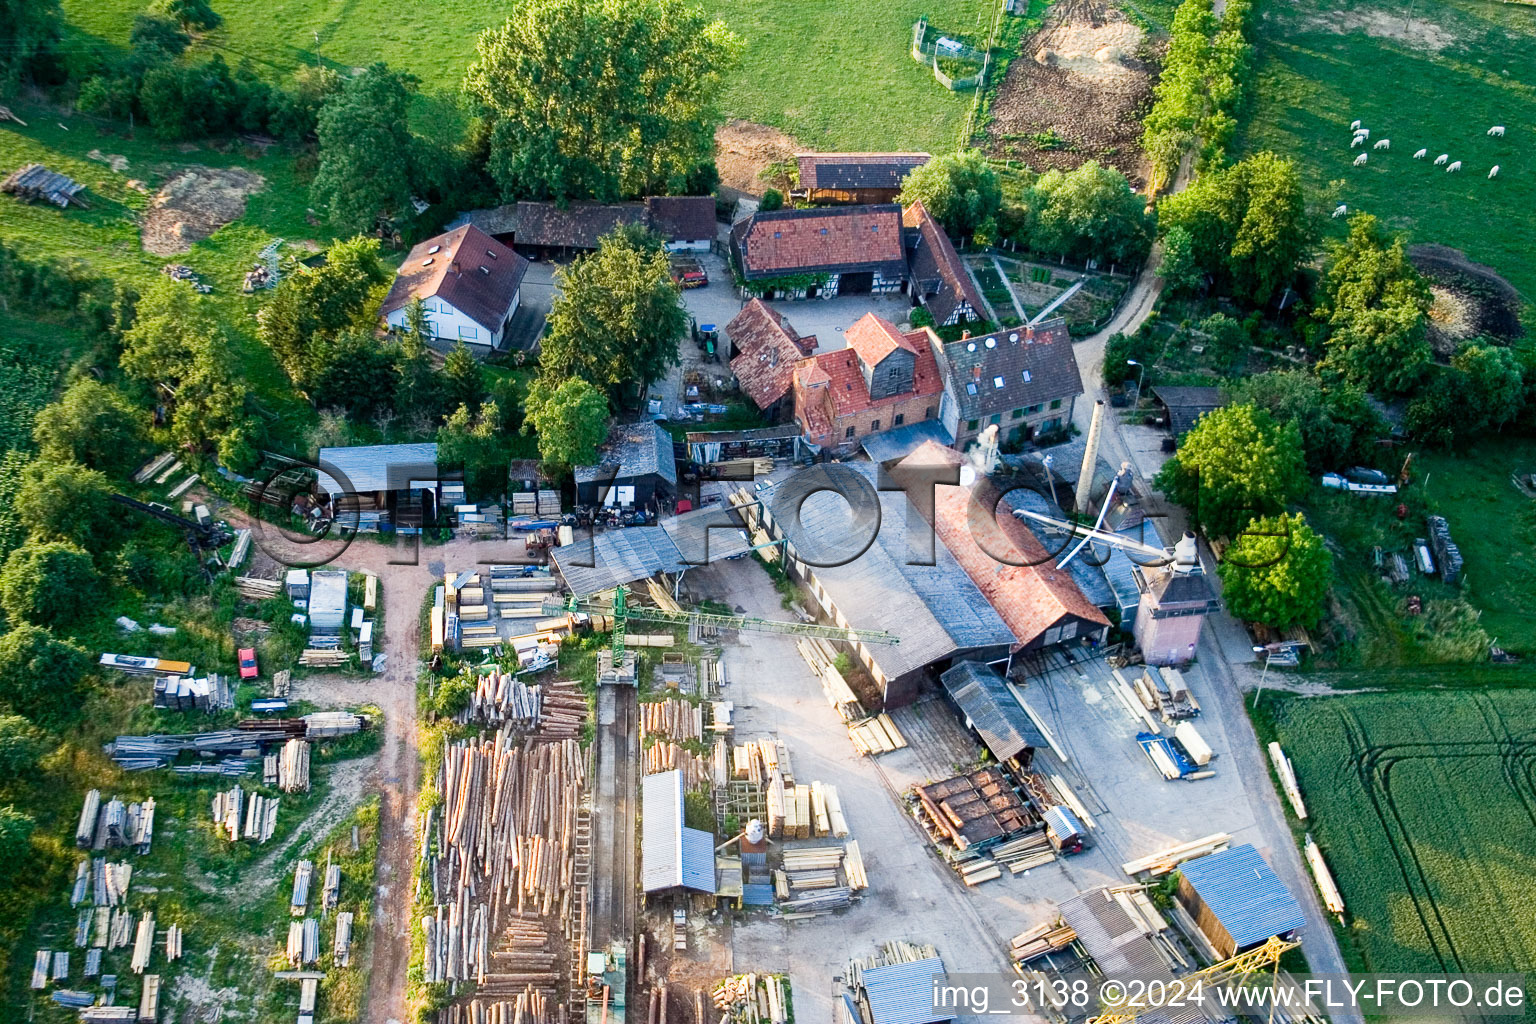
[1074,400,1105,514]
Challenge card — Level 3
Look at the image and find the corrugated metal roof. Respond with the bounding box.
[317,443,439,494]
[939,660,1045,762]
[860,420,955,464]
[1056,888,1171,987]
[1179,844,1305,947]
[641,769,714,893]
[308,571,348,630]
[551,507,753,596]
[861,957,950,1024]
[741,883,774,905]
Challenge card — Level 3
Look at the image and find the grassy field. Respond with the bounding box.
[1271,689,1536,975]
[1239,0,1536,298]
[59,0,996,151]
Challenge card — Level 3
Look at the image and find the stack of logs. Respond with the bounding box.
[642,742,710,788]
[711,974,789,1024]
[437,983,553,1024]
[422,725,585,996]
[640,698,704,742]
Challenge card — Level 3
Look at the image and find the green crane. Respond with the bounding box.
[546,583,900,660]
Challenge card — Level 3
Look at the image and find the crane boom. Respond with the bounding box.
[1086,935,1300,1024]
[544,593,900,645]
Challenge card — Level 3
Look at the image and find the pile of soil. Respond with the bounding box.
[1411,244,1525,352]
[986,0,1154,184]
[141,165,265,256]
[714,119,799,196]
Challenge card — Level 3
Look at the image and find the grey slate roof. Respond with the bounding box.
[575,422,678,488]
[1005,488,1117,610]
[757,464,1014,680]
[317,443,439,495]
[860,420,955,464]
[551,507,753,596]
[939,661,1046,761]
[646,195,717,243]
[1143,570,1219,613]
[1180,844,1305,947]
[641,769,715,892]
[517,201,645,249]
[796,152,931,191]
[1153,386,1227,437]
[860,957,950,1024]
[941,320,1083,422]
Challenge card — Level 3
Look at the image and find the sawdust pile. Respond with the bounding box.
[714,119,800,196]
[141,166,265,256]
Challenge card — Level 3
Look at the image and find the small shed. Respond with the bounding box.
[857,957,950,1024]
[308,571,349,638]
[1152,386,1227,439]
[1176,844,1305,958]
[574,422,678,508]
[641,769,715,894]
[938,660,1045,765]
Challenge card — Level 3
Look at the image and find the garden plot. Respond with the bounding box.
[987,0,1154,183]
[1273,689,1536,974]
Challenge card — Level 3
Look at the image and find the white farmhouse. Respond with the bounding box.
[379,224,529,353]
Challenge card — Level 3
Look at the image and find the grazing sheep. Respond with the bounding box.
[1489,165,1500,179]
[1333,204,1349,218]
[1351,135,1365,148]
[1447,160,1462,172]
[1434,154,1449,165]
[1488,126,1506,137]
[1355,128,1370,140]
[1353,153,1369,166]
[1374,139,1390,150]
[1413,148,1428,159]
[1351,119,1362,130]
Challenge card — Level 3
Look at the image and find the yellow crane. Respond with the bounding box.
[1088,935,1301,1024]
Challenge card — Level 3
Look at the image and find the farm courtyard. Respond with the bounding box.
[1240,0,1536,297]
[1271,689,1536,976]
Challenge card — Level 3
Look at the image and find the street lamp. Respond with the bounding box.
[1251,645,1271,708]
[1126,359,1146,397]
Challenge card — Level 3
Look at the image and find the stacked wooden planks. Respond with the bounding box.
[1008,921,1077,965]
[712,973,789,1024]
[796,638,863,722]
[1267,742,1308,819]
[843,841,868,891]
[277,738,310,793]
[1121,832,1230,877]
[846,714,906,756]
[299,649,348,668]
[1304,834,1345,919]
[422,724,585,993]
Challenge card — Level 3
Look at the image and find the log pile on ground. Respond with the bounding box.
[641,698,704,742]
[643,741,710,787]
[712,973,789,1024]
[438,984,553,1024]
[458,667,543,728]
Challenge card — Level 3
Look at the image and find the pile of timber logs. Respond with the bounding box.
[422,727,584,988]
[457,668,542,728]
[535,681,588,740]
[712,974,789,1024]
[643,741,710,787]
[640,698,703,742]
[437,984,552,1024]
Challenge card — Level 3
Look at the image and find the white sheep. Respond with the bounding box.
[1351,135,1366,148]
[1488,126,1506,137]
[1353,153,1369,166]
[1374,139,1390,150]
[1413,148,1428,159]
[1489,165,1500,179]
[1355,128,1370,140]
[1333,204,1349,218]
[1350,119,1362,131]
[1434,154,1449,166]
[1447,160,1462,173]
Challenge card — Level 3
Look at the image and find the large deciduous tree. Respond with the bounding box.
[899,150,1002,239]
[464,0,741,202]
[540,228,685,395]
[311,63,420,233]
[0,542,99,628]
[1218,513,1332,629]
[1315,214,1432,395]
[1158,152,1311,306]
[257,236,391,387]
[1154,403,1306,538]
[32,378,147,477]
[1025,160,1153,265]
[0,625,90,724]
[0,0,63,90]
[522,376,610,474]
[1406,340,1526,446]
[16,462,120,550]
[1230,370,1383,474]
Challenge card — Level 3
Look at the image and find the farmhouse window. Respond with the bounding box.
[895,414,905,426]
[1011,408,1023,419]
[925,407,935,419]
[871,420,880,431]
[1050,399,1062,410]
[845,426,855,439]
[989,414,1001,425]
[459,325,478,340]
[966,419,979,431]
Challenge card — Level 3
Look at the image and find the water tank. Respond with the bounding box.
[745,819,766,845]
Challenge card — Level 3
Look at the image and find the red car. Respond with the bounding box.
[237,648,259,680]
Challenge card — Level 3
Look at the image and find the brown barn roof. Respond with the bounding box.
[731,205,906,279]
[903,201,985,324]
[380,224,528,332]
[517,201,645,249]
[796,152,931,190]
[645,195,716,243]
[901,441,1108,649]
[942,320,1083,421]
[727,299,818,410]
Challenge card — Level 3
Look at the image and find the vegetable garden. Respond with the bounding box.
[1272,689,1536,975]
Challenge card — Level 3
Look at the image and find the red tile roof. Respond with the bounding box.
[727,299,818,410]
[845,311,919,367]
[794,319,943,439]
[732,205,905,278]
[903,201,986,324]
[903,441,1108,649]
[380,224,529,332]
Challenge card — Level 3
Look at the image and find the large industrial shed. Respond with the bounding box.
[550,506,754,596]
[641,769,715,894]
[1176,844,1305,959]
[845,956,951,1024]
[736,464,1016,707]
[938,661,1048,766]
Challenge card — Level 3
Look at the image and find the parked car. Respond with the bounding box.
[237,647,259,680]
[670,257,708,288]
